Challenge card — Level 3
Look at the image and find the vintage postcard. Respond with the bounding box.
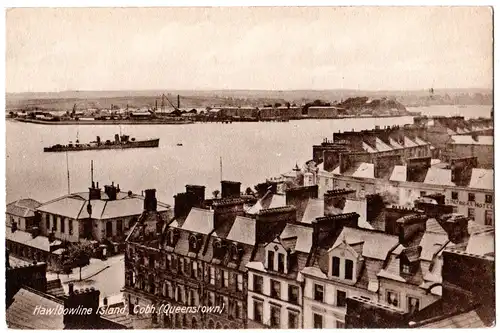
[4,6,494,329]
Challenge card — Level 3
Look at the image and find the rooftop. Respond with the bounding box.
[6,198,42,218]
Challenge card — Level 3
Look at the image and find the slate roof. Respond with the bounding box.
[37,191,170,220]
[423,168,454,186]
[465,229,494,257]
[330,227,398,260]
[468,168,493,190]
[6,199,42,218]
[419,309,488,328]
[177,208,213,234]
[226,216,256,245]
[246,192,286,215]
[279,224,314,253]
[351,162,375,179]
[300,198,324,224]
[6,228,62,252]
[7,288,64,329]
[450,135,493,145]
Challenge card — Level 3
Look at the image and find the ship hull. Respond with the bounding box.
[44,139,159,152]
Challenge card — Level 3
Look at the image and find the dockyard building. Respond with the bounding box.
[35,182,172,246]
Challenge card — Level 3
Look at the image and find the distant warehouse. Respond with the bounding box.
[307,106,347,118]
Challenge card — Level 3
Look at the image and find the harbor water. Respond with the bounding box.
[5,105,492,205]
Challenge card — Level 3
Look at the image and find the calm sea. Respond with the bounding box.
[5,105,492,205]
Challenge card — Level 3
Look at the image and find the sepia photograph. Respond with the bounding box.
[3,5,495,329]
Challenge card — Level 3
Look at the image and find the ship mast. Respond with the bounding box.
[220,156,223,182]
[66,151,71,194]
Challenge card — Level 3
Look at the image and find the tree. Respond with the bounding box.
[63,240,94,281]
[212,190,220,199]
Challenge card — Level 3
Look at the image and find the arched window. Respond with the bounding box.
[191,317,198,329]
[182,315,187,327]
[216,322,222,329]
[208,319,215,329]
[163,313,171,328]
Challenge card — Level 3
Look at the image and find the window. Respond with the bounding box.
[452,206,458,213]
[149,254,155,269]
[360,184,366,191]
[420,191,426,197]
[207,292,215,306]
[402,263,411,274]
[468,193,476,202]
[106,221,113,237]
[235,301,242,319]
[267,250,275,270]
[288,311,299,329]
[270,306,280,328]
[152,310,157,324]
[166,254,171,270]
[485,210,493,226]
[314,284,324,302]
[387,290,399,307]
[288,285,299,304]
[271,279,281,299]
[278,253,285,273]
[336,290,347,307]
[179,258,184,274]
[184,258,189,275]
[190,290,197,306]
[237,274,243,291]
[408,296,420,314]
[468,208,475,220]
[336,321,345,328]
[253,275,263,293]
[68,219,73,235]
[451,191,458,200]
[485,194,493,204]
[209,267,215,285]
[223,270,229,288]
[313,313,323,329]
[253,300,263,323]
[46,214,50,230]
[117,220,123,234]
[345,259,354,280]
[346,183,350,188]
[60,217,65,233]
[332,256,340,277]
[191,261,198,278]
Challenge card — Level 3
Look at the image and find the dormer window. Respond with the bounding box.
[402,263,411,274]
[230,243,244,262]
[189,234,202,253]
[167,229,180,247]
[399,246,422,276]
[345,259,354,280]
[267,250,275,270]
[213,239,227,259]
[332,256,340,277]
[277,253,285,273]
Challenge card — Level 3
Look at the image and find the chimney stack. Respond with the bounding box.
[441,214,469,244]
[374,154,403,179]
[30,226,40,238]
[221,180,241,199]
[451,157,477,186]
[89,182,101,200]
[104,183,118,201]
[285,185,318,221]
[312,213,359,246]
[213,198,245,232]
[340,152,373,174]
[63,287,100,328]
[324,189,356,216]
[396,214,428,246]
[406,156,431,182]
[255,206,296,243]
[144,189,157,212]
[174,185,206,225]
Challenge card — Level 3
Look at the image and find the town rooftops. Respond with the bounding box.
[6,228,62,252]
[468,168,493,190]
[7,287,64,329]
[37,191,170,220]
[418,308,489,328]
[450,135,493,145]
[226,215,256,245]
[181,208,214,234]
[246,191,286,215]
[6,198,42,218]
[330,227,399,261]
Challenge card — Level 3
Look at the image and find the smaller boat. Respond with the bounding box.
[44,134,159,152]
[176,143,183,146]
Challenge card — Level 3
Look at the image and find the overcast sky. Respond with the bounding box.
[6,7,493,93]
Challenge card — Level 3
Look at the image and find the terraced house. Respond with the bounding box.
[124,182,254,329]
